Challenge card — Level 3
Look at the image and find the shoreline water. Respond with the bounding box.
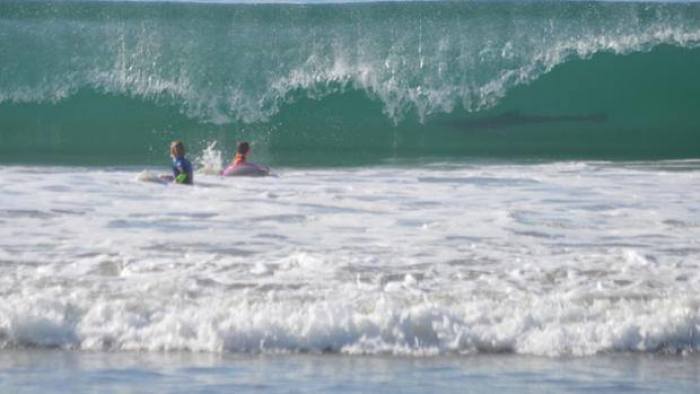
[1,350,699,393]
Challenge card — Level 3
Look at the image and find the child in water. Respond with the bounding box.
[166,140,193,185]
[221,141,269,176]
[232,141,250,166]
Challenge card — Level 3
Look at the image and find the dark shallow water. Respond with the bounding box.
[1,350,699,393]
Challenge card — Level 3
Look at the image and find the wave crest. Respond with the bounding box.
[1,1,699,124]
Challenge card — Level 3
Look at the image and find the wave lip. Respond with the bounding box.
[2,1,700,164]
[1,1,700,124]
[0,1,700,166]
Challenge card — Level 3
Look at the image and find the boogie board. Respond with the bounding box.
[136,170,172,184]
[221,162,270,177]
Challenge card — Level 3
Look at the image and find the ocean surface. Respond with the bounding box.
[1,0,700,392]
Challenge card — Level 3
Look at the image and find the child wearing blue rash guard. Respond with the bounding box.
[170,140,193,185]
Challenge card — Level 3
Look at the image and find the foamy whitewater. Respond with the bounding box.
[1,160,698,357]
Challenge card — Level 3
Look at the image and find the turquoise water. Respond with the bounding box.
[1,1,699,165]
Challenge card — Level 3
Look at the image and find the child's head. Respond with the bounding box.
[237,141,250,155]
[170,140,186,158]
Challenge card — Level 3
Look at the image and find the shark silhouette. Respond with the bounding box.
[448,111,608,131]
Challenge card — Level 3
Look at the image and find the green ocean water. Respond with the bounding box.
[0,0,699,166]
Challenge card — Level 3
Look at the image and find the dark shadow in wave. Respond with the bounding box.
[448,111,608,131]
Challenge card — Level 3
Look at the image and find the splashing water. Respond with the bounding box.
[196,141,225,175]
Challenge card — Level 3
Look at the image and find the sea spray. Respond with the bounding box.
[196,141,225,175]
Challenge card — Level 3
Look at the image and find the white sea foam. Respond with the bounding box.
[0,161,698,356]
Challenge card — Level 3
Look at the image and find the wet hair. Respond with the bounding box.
[237,141,250,155]
[170,140,186,157]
